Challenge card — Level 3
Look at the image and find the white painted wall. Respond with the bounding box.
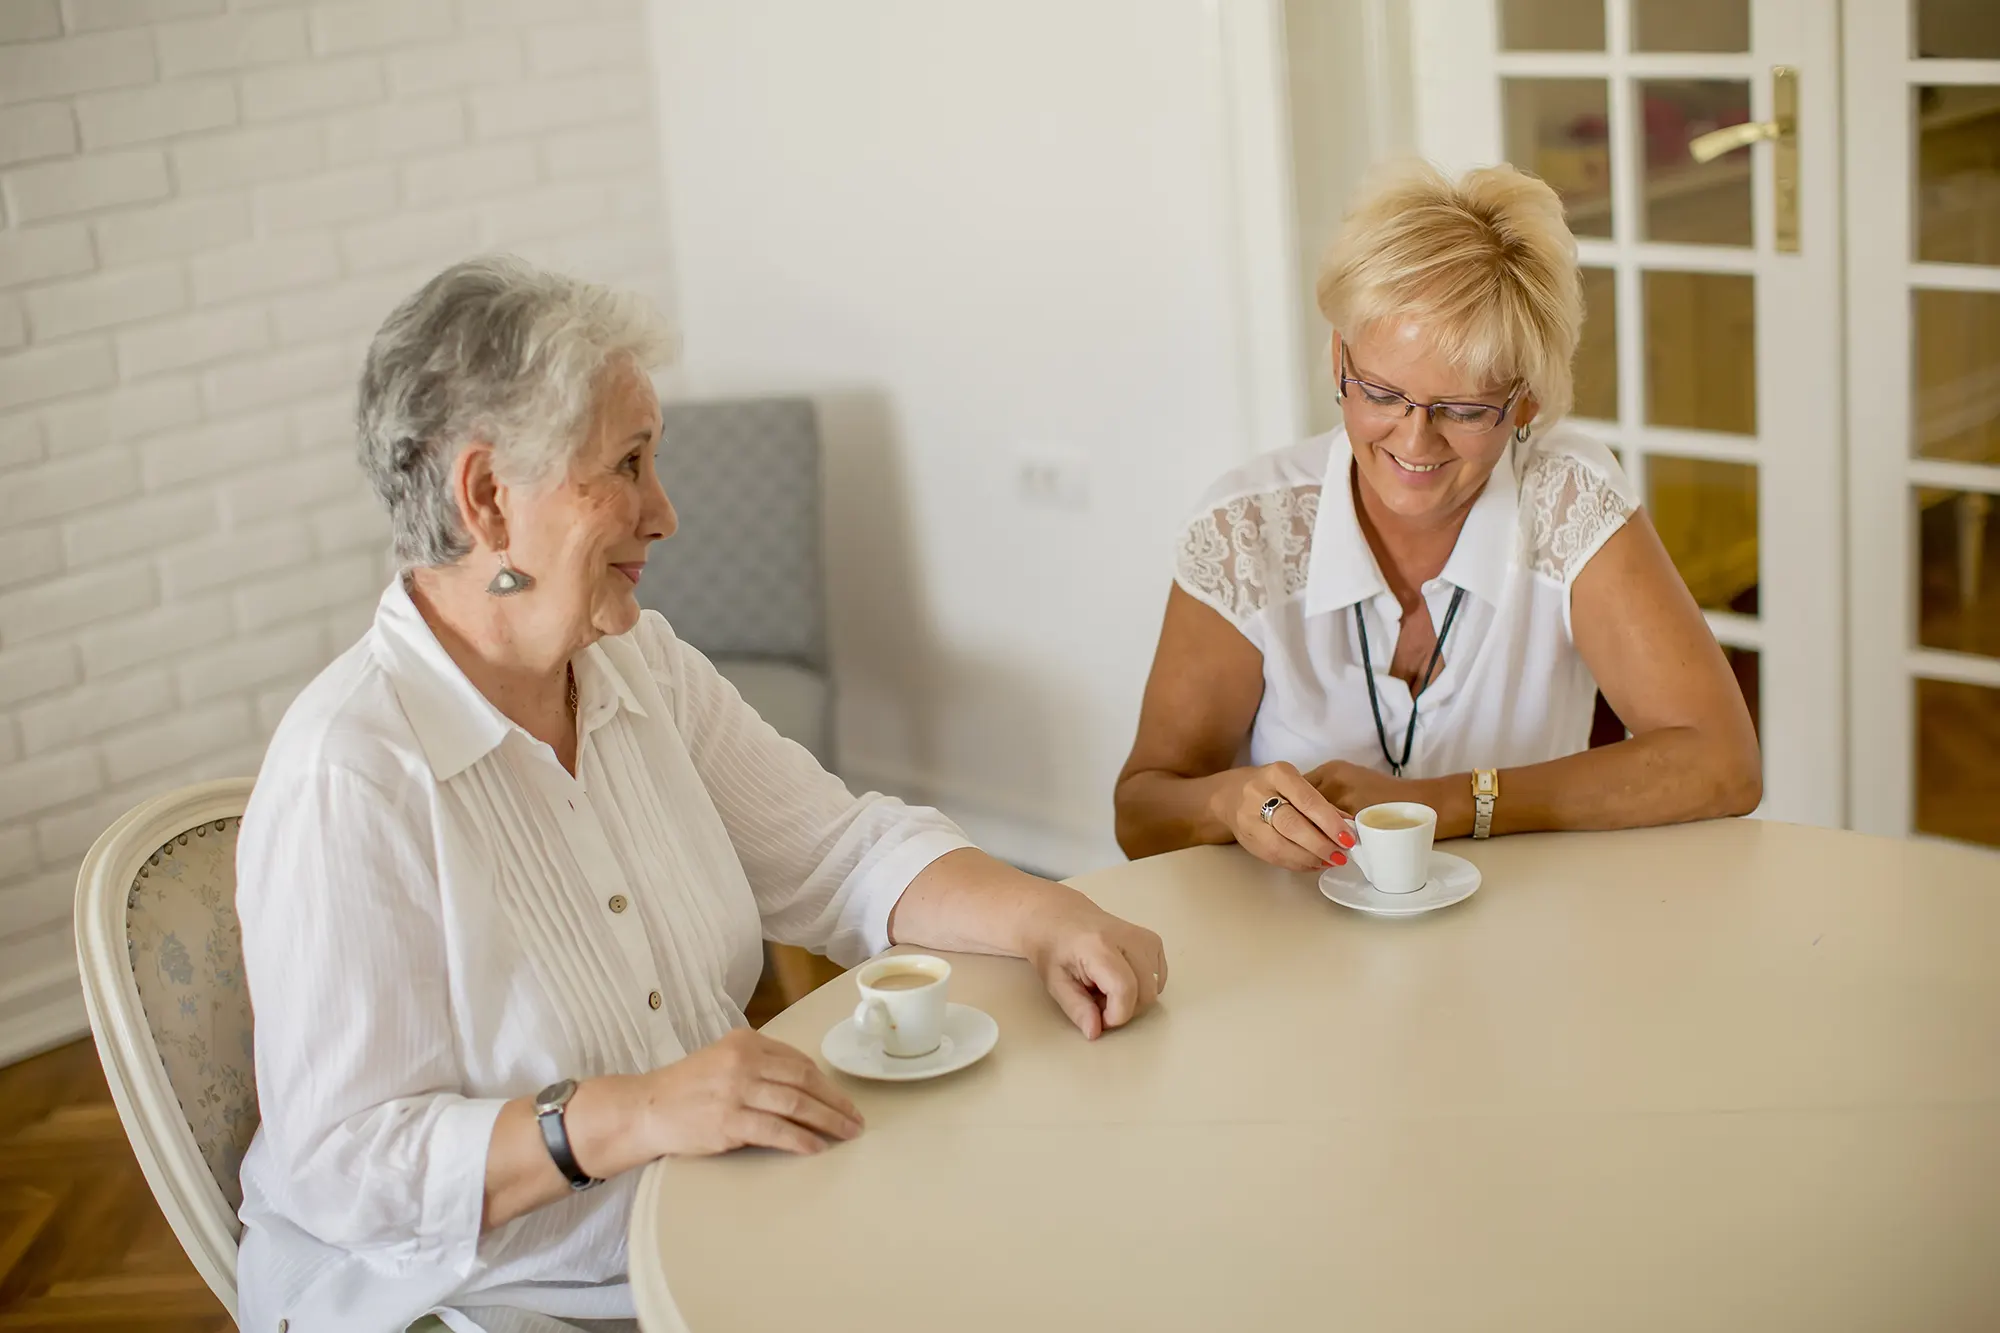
[648,0,1307,876]
[0,0,677,1064]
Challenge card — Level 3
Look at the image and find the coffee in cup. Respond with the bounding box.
[866,969,937,991]
[1350,801,1437,894]
[852,955,951,1057]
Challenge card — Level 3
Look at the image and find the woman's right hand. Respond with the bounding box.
[1212,762,1356,872]
[641,1028,863,1157]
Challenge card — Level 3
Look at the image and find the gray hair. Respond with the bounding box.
[356,255,678,569]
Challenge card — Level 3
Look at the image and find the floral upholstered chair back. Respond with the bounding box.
[125,813,257,1211]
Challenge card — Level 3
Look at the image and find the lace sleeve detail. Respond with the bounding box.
[1521,448,1635,584]
[1174,484,1320,627]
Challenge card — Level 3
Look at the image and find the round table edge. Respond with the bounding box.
[630,1159,691,1333]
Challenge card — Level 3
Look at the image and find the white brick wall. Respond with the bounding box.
[0,103,81,167]
[76,78,236,149]
[0,0,677,1062]
[4,148,172,222]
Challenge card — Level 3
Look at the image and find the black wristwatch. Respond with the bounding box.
[533,1079,601,1191]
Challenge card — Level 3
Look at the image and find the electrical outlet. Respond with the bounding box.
[1016,455,1089,510]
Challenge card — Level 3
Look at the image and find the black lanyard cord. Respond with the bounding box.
[1355,586,1465,778]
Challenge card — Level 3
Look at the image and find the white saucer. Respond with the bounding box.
[1319,849,1482,916]
[821,1002,999,1082]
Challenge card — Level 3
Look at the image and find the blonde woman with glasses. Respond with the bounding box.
[1114,162,1761,870]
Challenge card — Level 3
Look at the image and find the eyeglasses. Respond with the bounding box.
[1337,345,1524,441]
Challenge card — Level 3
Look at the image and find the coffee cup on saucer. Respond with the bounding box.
[1350,801,1438,894]
[851,954,951,1058]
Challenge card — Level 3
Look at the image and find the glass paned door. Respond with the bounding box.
[1847,2,2000,848]
[1409,0,1846,826]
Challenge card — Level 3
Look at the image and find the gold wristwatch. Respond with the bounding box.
[1472,769,1499,840]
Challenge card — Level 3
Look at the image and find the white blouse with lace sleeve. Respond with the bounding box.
[1171,424,1638,777]
[1174,481,1321,636]
[1519,445,1637,588]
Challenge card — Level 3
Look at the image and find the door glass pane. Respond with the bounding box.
[1575,266,1618,420]
[1912,289,2000,463]
[1638,80,1754,246]
[1633,0,1748,53]
[1503,79,1612,238]
[1915,85,2000,266]
[1915,678,2000,847]
[1648,456,1759,612]
[1917,2,2000,59]
[1644,270,1756,433]
[1499,0,1604,51]
[1915,486,2000,656]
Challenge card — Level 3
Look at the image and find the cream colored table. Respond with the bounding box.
[631,821,2000,1331]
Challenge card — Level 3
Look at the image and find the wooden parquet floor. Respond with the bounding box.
[0,1040,232,1333]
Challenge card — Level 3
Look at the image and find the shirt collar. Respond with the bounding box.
[371,578,648,781]
[1303,429,1518,617]
[1303,431,1387,616]
[1440,440,1517,608]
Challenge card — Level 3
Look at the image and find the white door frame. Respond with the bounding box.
[1842,2,2000,838]
[1405,0,1848,829]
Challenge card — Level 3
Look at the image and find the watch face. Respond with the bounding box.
[534,1079,576,1115]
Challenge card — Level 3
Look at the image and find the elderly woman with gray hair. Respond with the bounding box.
[233,257,1169,1333]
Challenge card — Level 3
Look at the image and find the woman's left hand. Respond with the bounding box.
[1020,891,1169,1040]
[1304,759,1419,820]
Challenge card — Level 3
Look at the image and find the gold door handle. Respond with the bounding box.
[1688,119,1785,163]
[1685,66,1800,253]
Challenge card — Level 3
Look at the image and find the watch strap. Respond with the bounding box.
[534,1080,600,1191]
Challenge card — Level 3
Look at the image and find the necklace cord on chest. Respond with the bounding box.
[1355,586,1465,778]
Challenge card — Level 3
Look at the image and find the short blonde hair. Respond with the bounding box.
[1315,160,1583,426]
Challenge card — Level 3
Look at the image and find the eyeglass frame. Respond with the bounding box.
[1335,342,1528,437]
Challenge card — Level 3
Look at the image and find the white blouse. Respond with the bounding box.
[1173,424,1638,779]
[234,580,971,1333]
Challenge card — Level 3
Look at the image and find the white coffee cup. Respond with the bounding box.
[852,954,951,1057]
[1351,801,1438,894]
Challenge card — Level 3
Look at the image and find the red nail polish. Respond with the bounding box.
[1329,851,1347,866]
[1337,831,1356,848]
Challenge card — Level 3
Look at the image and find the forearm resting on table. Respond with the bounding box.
[1113,767,1256,860]
[481,1074,657,1231]
[481,850,1091,1230]
[1415,725,1762,840]
[885,846,1084,958]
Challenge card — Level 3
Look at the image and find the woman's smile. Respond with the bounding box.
[1378,451,1454,481]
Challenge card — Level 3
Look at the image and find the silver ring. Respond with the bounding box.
[1259,795,1288,825]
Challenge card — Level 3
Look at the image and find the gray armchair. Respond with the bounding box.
[636,396,835,770]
